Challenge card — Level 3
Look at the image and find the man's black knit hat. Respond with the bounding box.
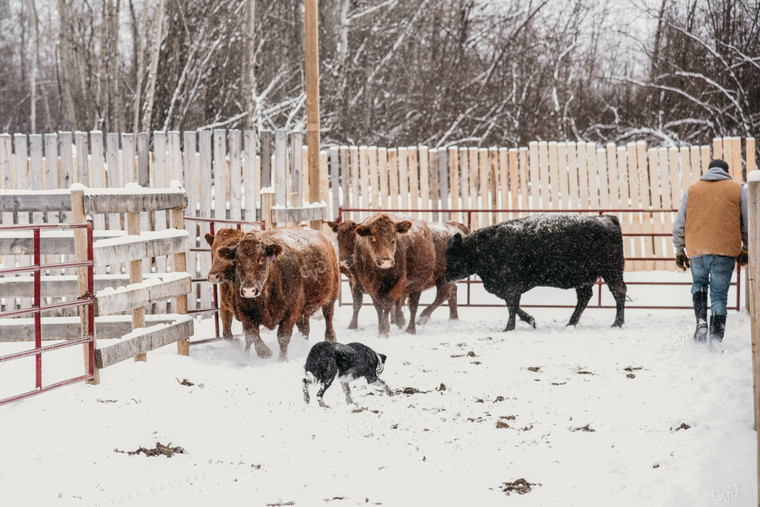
[709,159,729,172]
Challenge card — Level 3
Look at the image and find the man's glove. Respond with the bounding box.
[736,248,748,267]
[675,252,690,271]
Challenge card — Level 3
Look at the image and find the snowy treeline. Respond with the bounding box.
[0,0,757,151]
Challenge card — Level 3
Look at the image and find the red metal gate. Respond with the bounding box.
[335,207,743,312]
[0,221,96,406]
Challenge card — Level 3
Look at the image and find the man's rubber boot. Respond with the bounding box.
[709,313,726,343]
[693,290,708,343]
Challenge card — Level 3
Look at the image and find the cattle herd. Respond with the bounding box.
[204,212,628,364]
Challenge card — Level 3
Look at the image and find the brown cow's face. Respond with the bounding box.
[205,228,245,284]
[327,220,359,261]
[355,215,412,269]
[233,236,283,299]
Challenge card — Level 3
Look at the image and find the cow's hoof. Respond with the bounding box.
[348,322,358,330]
[278,352,288,362]
[611,322,624,328]
[254,343,273,358]
[416,315,430,325]
[378,332,390,339]
[405,327,417,335]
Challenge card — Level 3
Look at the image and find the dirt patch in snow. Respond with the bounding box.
[116,442,185,457]
[395,387,429,395]
[500,478,539,495]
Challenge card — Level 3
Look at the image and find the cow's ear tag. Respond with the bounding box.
[268,253,276,262]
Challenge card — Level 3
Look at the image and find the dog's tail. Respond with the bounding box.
[302,371,316,404]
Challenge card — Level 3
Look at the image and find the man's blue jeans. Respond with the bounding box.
[690,254,736,316]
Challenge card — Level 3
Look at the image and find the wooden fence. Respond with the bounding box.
[0,130,756,311]
[0,185,193,384]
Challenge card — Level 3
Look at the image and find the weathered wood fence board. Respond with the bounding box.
[1,132,756,282]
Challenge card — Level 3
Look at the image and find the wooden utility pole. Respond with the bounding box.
[748,143,759,507]
[304,0,321,228]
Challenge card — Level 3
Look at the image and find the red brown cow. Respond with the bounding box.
[218,227,339,360]
[329,217,407,330]
[353,213,435,338]
[416,221,471,324]
[205,228,245,340]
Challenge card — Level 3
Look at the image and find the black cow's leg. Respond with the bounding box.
[348,285,363,330]
[516,308,536,328]
[605,276,627,327]
[504,294,521,331]
[244,324,272,359]
[405,291,422,335]
[341,381,355,405]
[568,284,594,326]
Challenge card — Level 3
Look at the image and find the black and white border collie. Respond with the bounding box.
[303,341,393,407]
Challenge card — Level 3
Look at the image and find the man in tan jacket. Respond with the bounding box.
[672,159,748,343]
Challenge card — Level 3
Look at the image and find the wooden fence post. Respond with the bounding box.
[172,207,190,356]
[128,211,147,362]
[747,170,760,506]
[274,129,288,210]
[261,188,275,230]
[71,188,100,384]
[329,146,340,220]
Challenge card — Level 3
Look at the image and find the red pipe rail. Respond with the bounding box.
[183,216,265,345]
[0,220,96,406]
[336,207,743,312]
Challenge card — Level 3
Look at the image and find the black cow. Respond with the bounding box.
[445,214,627,331]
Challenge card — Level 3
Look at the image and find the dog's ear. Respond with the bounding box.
[379,353,387,364]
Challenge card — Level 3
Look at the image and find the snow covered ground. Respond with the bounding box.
[0,273,757,507]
